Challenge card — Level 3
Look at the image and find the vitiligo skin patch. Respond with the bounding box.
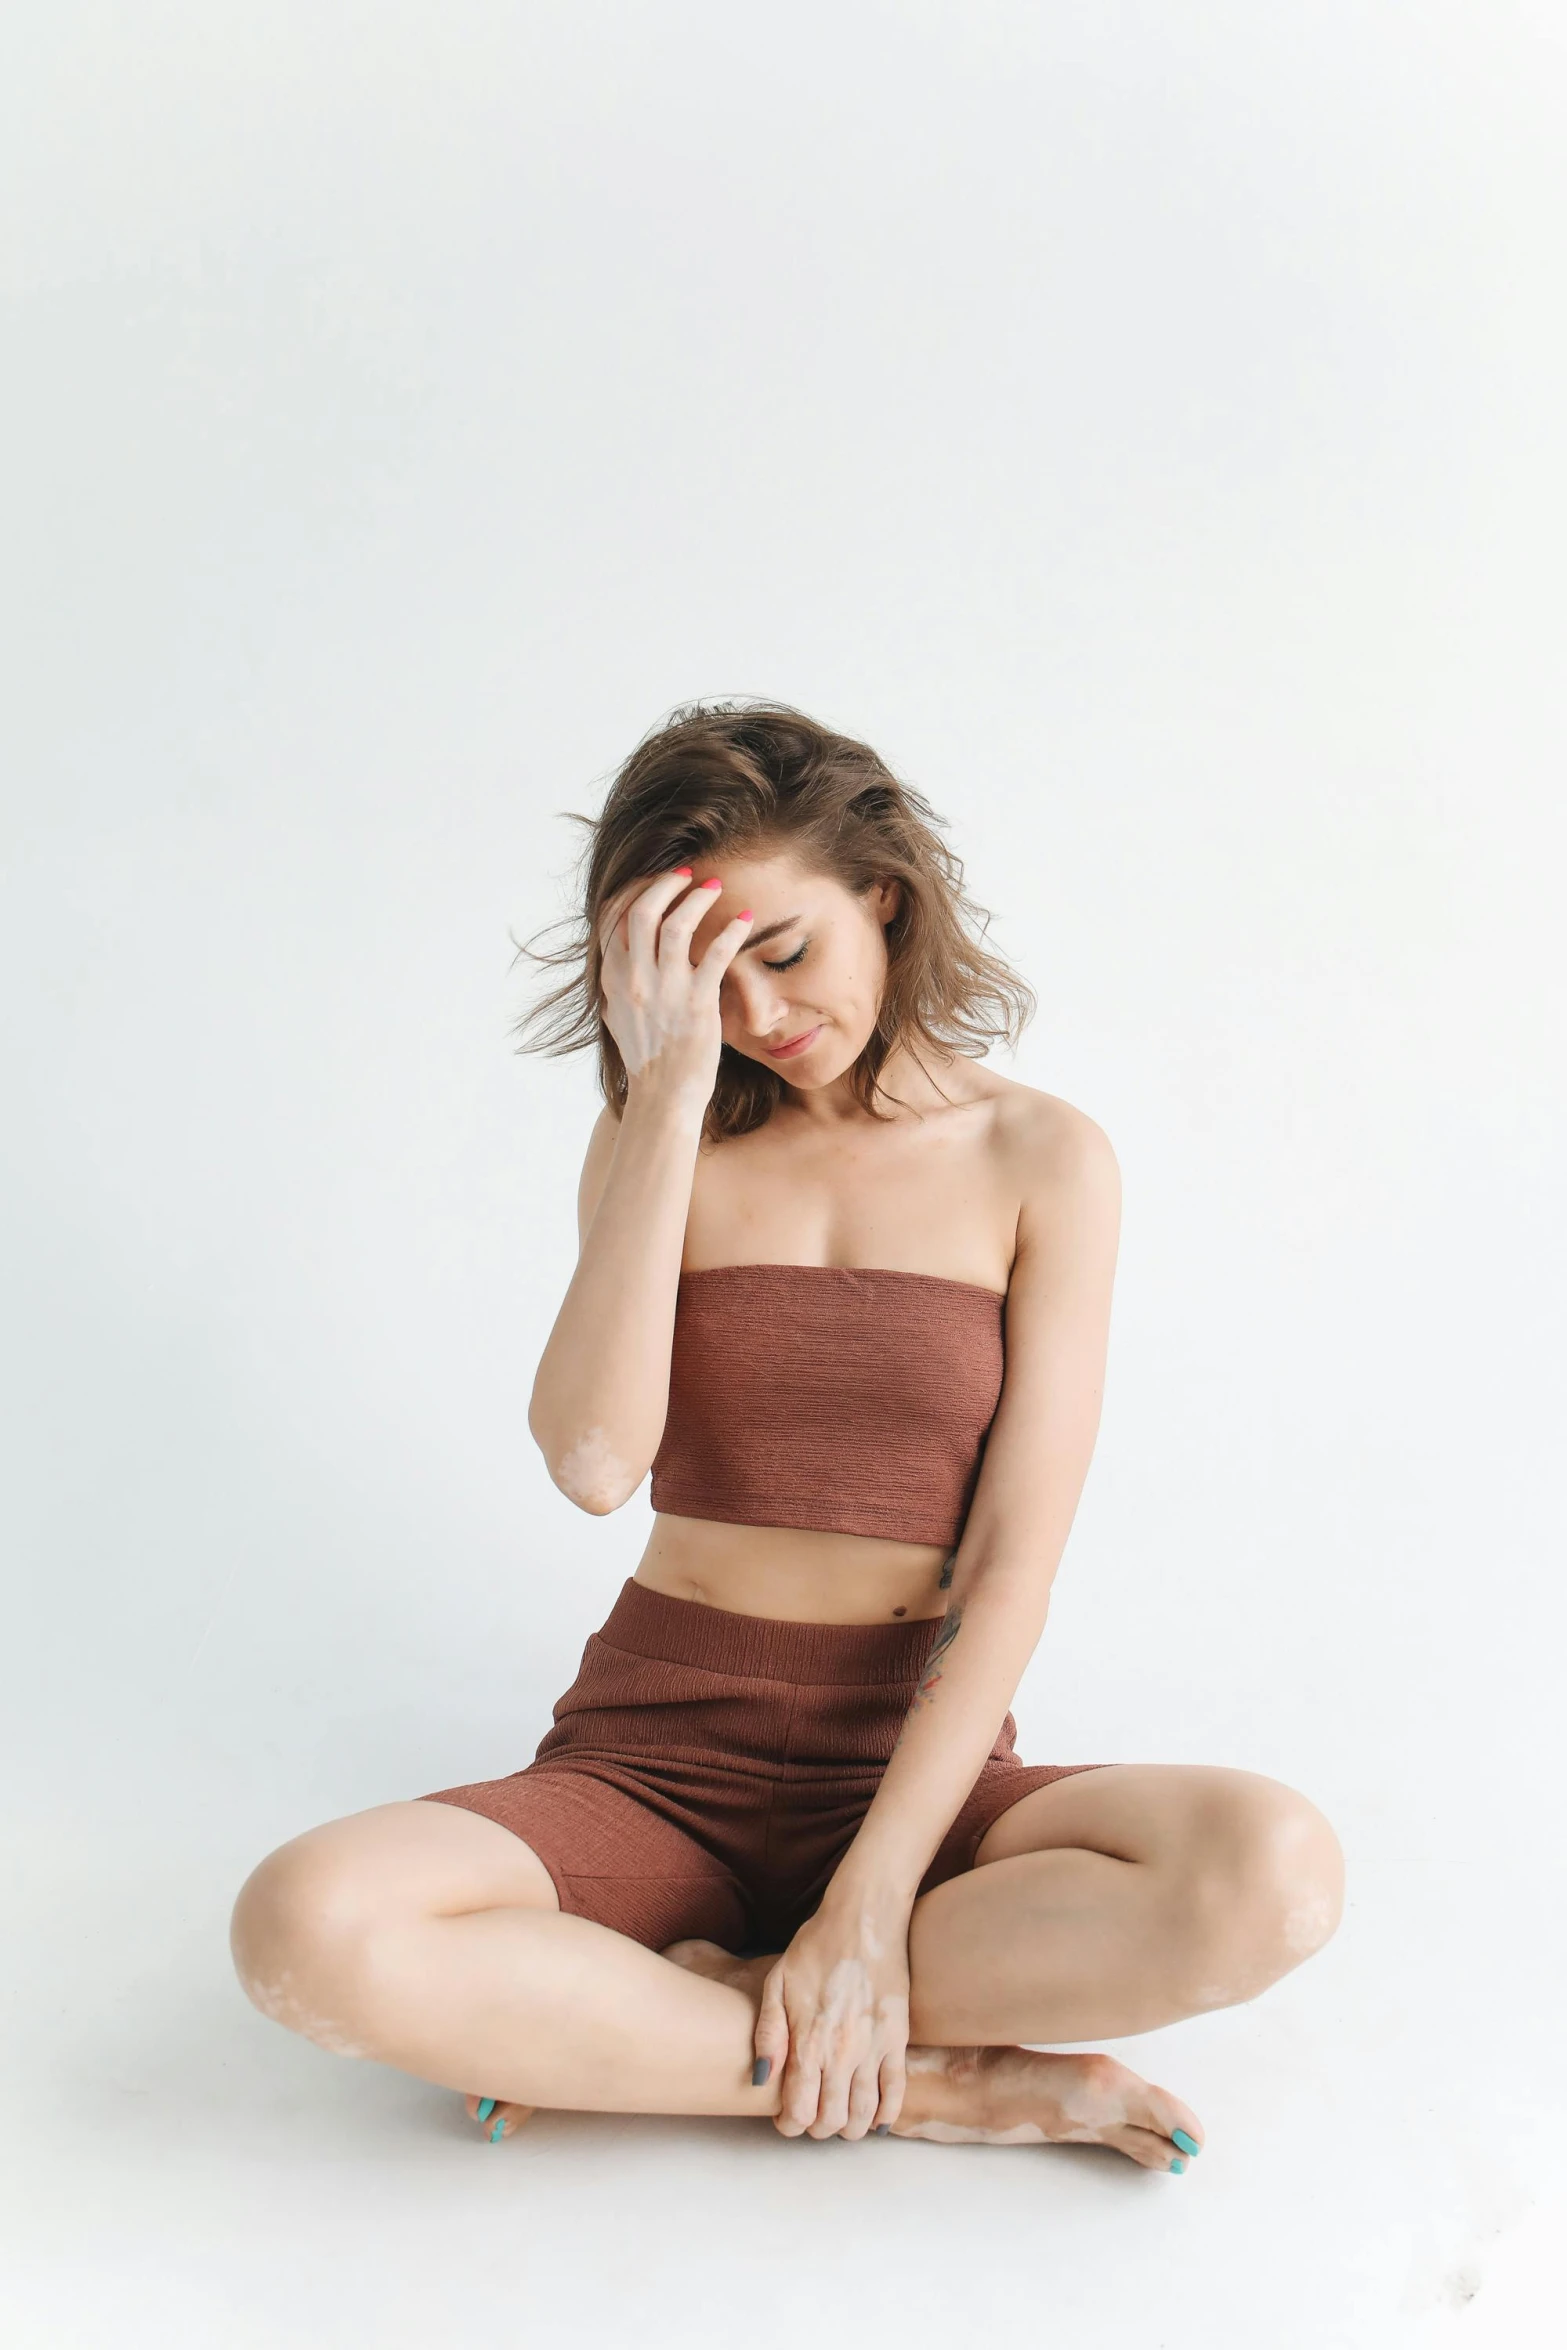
[554,1426,639,1513]
[238,1964,374,2063]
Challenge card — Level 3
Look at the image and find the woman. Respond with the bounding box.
[231,701,1344,2167]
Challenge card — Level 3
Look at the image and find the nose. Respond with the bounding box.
[721,959,791,1040]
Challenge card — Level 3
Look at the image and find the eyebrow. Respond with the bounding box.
[738,912,803,949]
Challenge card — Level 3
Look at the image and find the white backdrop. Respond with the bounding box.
[2,6,1564,2346]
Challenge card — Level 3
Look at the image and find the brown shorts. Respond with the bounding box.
[421,1579,1107,1954]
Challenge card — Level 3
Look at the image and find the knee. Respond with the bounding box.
[229,1830,384,2058]
[1174,1774,1345,2007]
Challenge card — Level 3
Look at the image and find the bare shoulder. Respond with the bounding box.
[962,1077,1120,1293]
[976,1071,1120,1196]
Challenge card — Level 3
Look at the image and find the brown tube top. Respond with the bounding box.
[648,1263,1007,1547]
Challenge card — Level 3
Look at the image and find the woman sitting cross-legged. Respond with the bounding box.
[230,700,1344,2166]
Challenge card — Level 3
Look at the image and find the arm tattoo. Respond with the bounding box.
[937,1552,955,1590]
[893,1601,964,1749]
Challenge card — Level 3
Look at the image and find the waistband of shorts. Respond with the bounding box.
[596,1577,944,1686]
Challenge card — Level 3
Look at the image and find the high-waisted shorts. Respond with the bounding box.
[421,1579,1106,1955]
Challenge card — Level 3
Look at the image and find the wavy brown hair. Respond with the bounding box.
[511,699,1036,1143]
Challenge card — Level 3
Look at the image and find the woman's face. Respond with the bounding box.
[682,847,900,1088]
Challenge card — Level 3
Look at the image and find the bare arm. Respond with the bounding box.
[526,869,754,1512]
[753,1103,1123,2138]
[837,1104,1122,1898]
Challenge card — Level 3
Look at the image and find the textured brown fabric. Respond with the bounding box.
[421,1578,1107,1954]
[648,1263,1006,1546]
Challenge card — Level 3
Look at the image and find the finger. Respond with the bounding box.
[808,2047,854,2141]
[872,2052,907,2133]
[694,908,756,988]
[595,880,639,961]
[774,2048,822,2139]
[752,1967,790,2096]
[597,866,690,960]
[624,865,696,956]
[655,874,726,963]
[841,2061,882,2143]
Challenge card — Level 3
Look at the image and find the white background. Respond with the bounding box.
[2,4,1564,2344]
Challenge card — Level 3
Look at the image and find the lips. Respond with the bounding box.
[765,1024,822,1059]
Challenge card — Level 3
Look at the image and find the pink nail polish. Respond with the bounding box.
[701,878,722,891]
[672,866,692,878]
[738,908,754,919]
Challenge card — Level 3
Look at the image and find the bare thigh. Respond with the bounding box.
[230,1798,558,2021]
[973,1761,1344,1918]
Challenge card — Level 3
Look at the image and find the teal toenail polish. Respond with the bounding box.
[489,2115,505,2143]
[476,2098,496,2123]
[1170,2156,1186,2173]
[876,2124,890,2136]
[751,2057,771,2086]
[1171,2129,1200,2158]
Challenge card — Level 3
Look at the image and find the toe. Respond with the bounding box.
[1143,2082,1204,2154]
[1109,2124,1188,2172]
[466,2096,533,2139]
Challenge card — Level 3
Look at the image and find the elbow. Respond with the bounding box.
[557,1465,639,1517]
[530,1406,646,1516]
[558,1482,630,1518]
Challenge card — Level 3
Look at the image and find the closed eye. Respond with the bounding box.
[763,942,807,972]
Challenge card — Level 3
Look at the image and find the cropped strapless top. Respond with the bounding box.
[648,1263,1007,1548]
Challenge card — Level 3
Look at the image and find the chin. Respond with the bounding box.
[787,1037,864,1088]
[731,1025,866,1085]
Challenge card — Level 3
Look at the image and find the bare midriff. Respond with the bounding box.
[633,1513,955,1624]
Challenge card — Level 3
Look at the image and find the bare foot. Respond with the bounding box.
[662,1941,1203,2172]
[897,2045,1202,2171]
[463,2090,535,2142]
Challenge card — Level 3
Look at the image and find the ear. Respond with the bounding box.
[870,878,903,926]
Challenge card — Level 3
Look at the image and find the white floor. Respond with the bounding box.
[5,1783,1562,2350]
